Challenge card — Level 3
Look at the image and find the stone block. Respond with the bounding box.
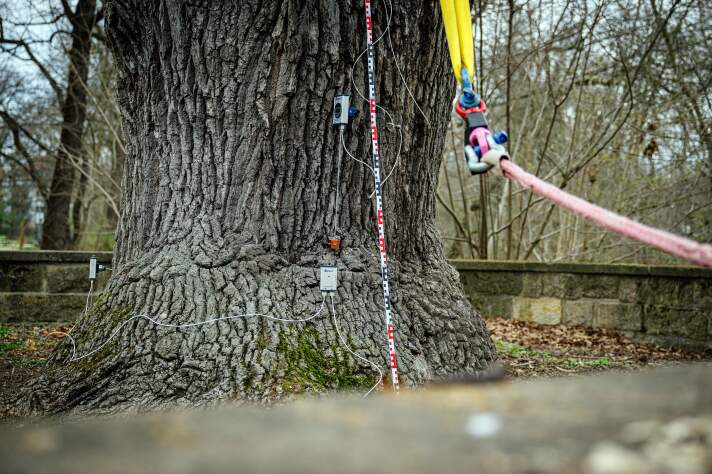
[618,277,639,303]
[643,305,708,339]
[0,265,45,292]
[467,294,513,319]
[513,297,561,325]
[45,265,87,293]
[593,301,642,331]
[540,273,582,299]
[638,278,706,307]
[460,271,523,296]
[562,299,594,326]
[487,296,513,319]
[676,280,702,305]
[465,292,487,310]
[521,273,543,297]
[0,293,88,322]
[637,278,681,306]
[44,264,108,293]
[580,275,619,299]
[696,279,712,308]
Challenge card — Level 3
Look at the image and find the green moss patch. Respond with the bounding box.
[278,328,373,394]
[0,325,24,352]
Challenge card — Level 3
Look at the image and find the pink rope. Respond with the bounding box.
[499,159,712,267]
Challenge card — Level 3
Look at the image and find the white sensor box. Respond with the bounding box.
[89,255,98,280]
[320,266,338,292]
[333,95,350,126]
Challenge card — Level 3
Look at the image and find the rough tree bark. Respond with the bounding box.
[41,0,98,249]
[26,0,496,415]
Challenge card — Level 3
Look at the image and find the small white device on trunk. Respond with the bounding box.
[320,266,338,293]
[333,95,350,126]
[89,255,98,280]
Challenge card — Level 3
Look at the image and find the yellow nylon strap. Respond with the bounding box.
[439,0,475,85]
[439,0,462,83]
[454,0,474,84]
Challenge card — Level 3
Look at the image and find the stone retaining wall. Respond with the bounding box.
[1,251,710,350]
[0,251,111,323]
[452,260,712,351]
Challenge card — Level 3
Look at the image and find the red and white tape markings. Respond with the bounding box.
[364,0,400,392]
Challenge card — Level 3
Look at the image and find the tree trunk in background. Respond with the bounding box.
[71,152,90,247]
[27,0,495,414]
[40,0,97,249]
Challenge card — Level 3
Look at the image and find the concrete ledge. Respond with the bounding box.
[0,250,112,264]
[451,259,712,279]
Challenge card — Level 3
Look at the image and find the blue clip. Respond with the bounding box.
[459,67,479,109]
[474,131,508,157]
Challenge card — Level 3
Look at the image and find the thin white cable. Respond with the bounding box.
[351,0,428,127]
[334,126,344,235]
[340,127,375,174]
[44,278,96,358]
[349,0,427,196]
[346,0,407,329]
[349,0,398,180]
[80,279,94,327]
[383,0,431,127]
[350,0,394,105]
[52,297,327,363]
[343,93,400,197]
[329,295,383,399]
[370,121,403,198]
[64,279,94,339]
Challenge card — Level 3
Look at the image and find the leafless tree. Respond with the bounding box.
[437,0,708,265]
[0,0,122,249]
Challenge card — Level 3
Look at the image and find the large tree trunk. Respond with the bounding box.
[28,0,496,415]
[41,0,97,249]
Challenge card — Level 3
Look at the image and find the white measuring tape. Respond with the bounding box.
[364,0,400,393]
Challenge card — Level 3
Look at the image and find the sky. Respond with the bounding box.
[1,0,72,107]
